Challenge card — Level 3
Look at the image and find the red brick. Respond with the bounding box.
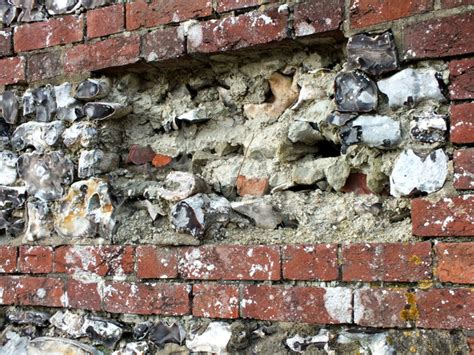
[142,27,186,62]
[187,7,288,54]
[435,243,474,284]
[102,281,190,315]
[412,196,474,237]
[193,284,239,319]
[468,337,474,353]
[282,244,338,281]
[27,50,64,82]
[127,144,156,165]
[54,245,134,276]
[0,247,17,273]
[341,173,373,194]
[417,288,474,329]
[354,288,414,327]
[451,103,474,144]
[19,246,53,274]
[441,0,474,8]
[294,0,343,37]
[236,175,269,197]
[152,154,173,168]
[15,276,66,307]
[350,0,433,29]
[178,245,280,280]
[126,0,213,31]
[0,276,17,304]
[66,280,102,311]
[241,285,352,324]
[87,4,124,39]
[217,0,268,12]
[403,13,474,60]
[449,58,474,100]
[137,246,177,279]
[14,15,83,52]
[342,242,432,282]
[454,149,474,190]
[0,57,25,85]
[0,29,12,57]
[64,34,140,74]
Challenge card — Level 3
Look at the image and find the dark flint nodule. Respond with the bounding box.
[335,71,378,113]
[1,91,19,124]
[85,103,114,119]
[148,322,186,347]
[75,78,111,101]
[410,114,447,144]
[347,32,399,76]
[0,186,26,235]
[327,112,357,126]
[0,0,17,26]
[133,321,153,340]
[7,311,51,327]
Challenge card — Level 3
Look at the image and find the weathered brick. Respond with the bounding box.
[0,29,12,57]
[0,276,17,304]
[142,27,186,62]
[354,288,413,328]
[126,0,213,31]
[435,242,474,284]
[193,284,239,319]
[454,149,474,190]
[137,246,178,279]
[282,244,338,281]
[441,0,474,8]
[451,103,474,144]
[236,175,269,197]
[16,276,66,307]
[19,246,53,274]
[54,245,134,276]
[64,34,140,74]
[417,288,474,329]
[468,337,474,353]
[0,246,17,273]
[178,245,280,280]
[0,57,25,85]
[341,173,373,194]
[350,0,433,29]
[187,7,288,54]
[127,144,155,165]
[217,0,271,12]
[66,280,102,311]
[87,4,124,39]
[342,242,432,282]
[102,281,190,315]
[27,50,64,82]
[241,285,352,324]
[449,58,474,100]
[293,0,343,37]
[412,196,474,237]
[14,15,83,52]
[403,13,474,60]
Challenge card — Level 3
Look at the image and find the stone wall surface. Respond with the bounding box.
[0,0,473,353]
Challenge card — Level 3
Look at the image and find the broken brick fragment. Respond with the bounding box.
[128,144,156,165]
[236,175,269,197]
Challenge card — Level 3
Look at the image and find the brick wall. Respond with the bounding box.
[0,0,473,353]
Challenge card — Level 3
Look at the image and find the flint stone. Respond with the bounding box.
[84,102,132,121]
[347,32,399,76]
[288,121,323,145]
[81,0,111,9]
[0,151,17,185]
[7,311,50,327]
[62,121,98,149]
[54,83,84,122]
[133,321,153,340]
[0,2,17,26]
[327,112,356,126]
[12,121,65,152]
[286,329,330,353]
[75,78,112,101]
[78,149,120,178]
[15,0,47,23]
[231,199,282,229]
[22,86,57,122]
[82,317,124,348]
[1,91,19,124]
[170,193,231,238]
[340,115,401,149]
[45,0,80,15]
[335,71,378,113]
[28,337,102,355]
[24,199,53,241]
[112,341,149,355]
[0,186,26,236]
[50,311,85,338]
[186,322,232,354]
[148,322,186,347]
[410,113,447,143]
[390,149,448,197]
[158,171,209,202]
[0,118,9,149]
[17,151,74,201]
[54,177,115,238]
[378,68,446,109]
